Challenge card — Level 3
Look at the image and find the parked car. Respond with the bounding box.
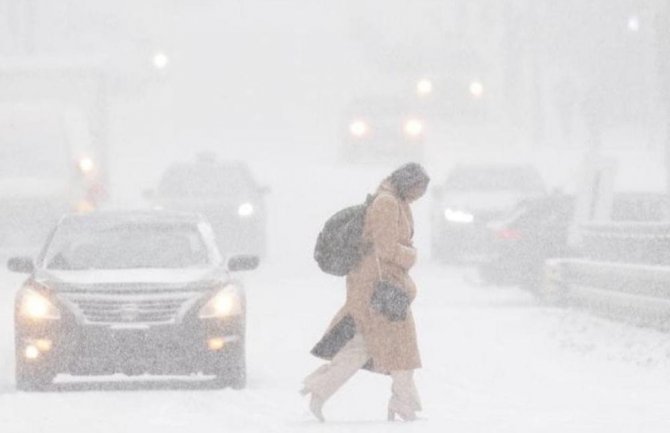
[480,191,670,288]
[9,211,259,391]
[431,164,546,262]
[340,96,425,163]
[478,192,576,288]
[147,154,269,257]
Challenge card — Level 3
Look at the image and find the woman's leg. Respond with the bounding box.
[303,334,369,418]
[388,370,422,421]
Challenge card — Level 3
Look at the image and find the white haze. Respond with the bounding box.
[1,1,669,432]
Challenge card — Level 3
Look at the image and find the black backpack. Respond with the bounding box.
[314,194,375,276]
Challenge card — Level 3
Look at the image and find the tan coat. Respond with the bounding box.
[320,181,421,374]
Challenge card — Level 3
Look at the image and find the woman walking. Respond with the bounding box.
[302,163,430,422]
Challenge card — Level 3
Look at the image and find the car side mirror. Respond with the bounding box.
[227,255,260,272]
[7,257,34,274]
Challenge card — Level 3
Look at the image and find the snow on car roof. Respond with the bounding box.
[58,210,207,227]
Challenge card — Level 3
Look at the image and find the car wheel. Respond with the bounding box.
[15,359,54,392]
[519,263,543,292]
[213,342,246,390]
[478,263,502,285]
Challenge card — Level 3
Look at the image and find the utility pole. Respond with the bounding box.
[526,0,546,148]
[8,0,35,54]
[7,0,21,53]
[656,1,670,193]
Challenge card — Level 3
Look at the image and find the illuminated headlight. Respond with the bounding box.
[404,119,424,137]
[76,200,95,214]
[238,202,255,217]
[349,120,369,137]
[444,209,475,224]
[78,157,95,174]
[24,345,40,360]
[416,79,433,96]
[199,286,242,319]
[153,52,169,70]
[18,289,61,320]
[469,81,484,98]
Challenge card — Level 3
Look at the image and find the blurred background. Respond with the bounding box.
[1,0,668,260]
[1,2,670,429]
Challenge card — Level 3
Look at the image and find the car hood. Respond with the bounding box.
[441,191,533,213]
[158,196,254,208]
[36,267,225,291]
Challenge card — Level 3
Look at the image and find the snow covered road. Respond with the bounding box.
[0,160,668,432]
[1,262,669,433]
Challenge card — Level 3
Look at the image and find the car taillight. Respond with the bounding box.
[496,228,522,240]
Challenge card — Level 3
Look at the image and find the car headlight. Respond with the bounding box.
[444,208,475,224]
[238,202,255,217]
[416,78,433,96]
[349,120,369,137]
[199,286,242,319]
[469,80,484,98]
[75,199,96,214]
[18,288,61,320]
[78,157,95,175]
[404,119,424,137]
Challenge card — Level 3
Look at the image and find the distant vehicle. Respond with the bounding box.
[478,193,576,288]
[0,59,110,250]
[0,104,105,249]
[147,155,269,257]
[479,192,670,288]
[431,164,546,262]
[9,211,259,391]
[340,96,425,162]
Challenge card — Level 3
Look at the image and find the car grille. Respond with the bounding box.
[60,292,200,326]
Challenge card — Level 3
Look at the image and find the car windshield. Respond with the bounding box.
[444,167,545,193]
[42,221,211,270]
[158,164,253,198]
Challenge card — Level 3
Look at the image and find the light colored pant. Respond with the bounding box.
[304,334,422,415]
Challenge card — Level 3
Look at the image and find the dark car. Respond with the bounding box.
[479,192,670,288]
[340,96,426,163]
[478,193,575,288]
[431,164,546,262]
[148,155,269,257]
[9,211,259,391]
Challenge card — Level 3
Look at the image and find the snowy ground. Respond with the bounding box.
[1,160,669,432]
[1,263,670,432]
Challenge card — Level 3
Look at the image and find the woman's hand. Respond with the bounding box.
[396,245,417,270]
